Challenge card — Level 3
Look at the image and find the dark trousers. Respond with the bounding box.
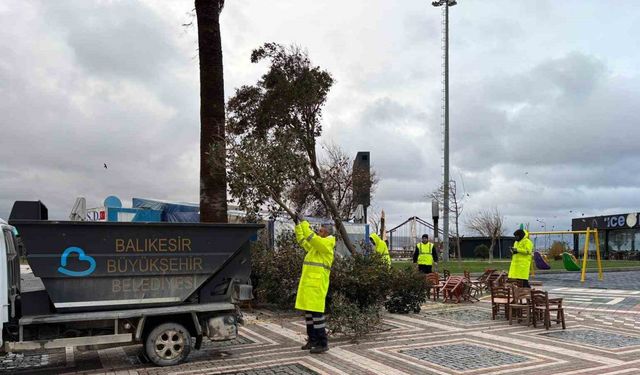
[418,265,433,274]
[305,311,328,347]
[519,279,531,288]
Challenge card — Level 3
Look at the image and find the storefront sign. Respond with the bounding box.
[603,213,639,229]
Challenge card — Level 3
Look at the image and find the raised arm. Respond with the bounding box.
[515,239,533,255]
[295,220,314,253]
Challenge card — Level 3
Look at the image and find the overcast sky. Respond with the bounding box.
[1,0,639,234]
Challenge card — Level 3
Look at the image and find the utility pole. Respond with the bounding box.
[432,0,456,261]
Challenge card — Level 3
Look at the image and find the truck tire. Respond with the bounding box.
[144,322,192,366]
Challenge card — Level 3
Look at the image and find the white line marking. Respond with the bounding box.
[65,346,74,367]
[467,331,625,365]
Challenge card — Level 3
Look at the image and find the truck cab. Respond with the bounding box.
[0,219,20,345]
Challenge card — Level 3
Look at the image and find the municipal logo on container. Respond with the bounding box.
[57,246,96,277]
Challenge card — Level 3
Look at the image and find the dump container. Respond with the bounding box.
[12,220,261,312]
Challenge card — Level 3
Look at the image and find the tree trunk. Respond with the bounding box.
[455,215,461,265]
[307,147,357,255]
[196,0,228,223]
[489,237,495,263]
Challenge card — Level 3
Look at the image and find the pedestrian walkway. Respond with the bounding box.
[3,272,640,374]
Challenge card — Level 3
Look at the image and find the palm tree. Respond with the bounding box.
[196,0,228,223]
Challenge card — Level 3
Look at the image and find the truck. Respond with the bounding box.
[1,201,262,366]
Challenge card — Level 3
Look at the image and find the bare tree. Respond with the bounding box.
[429,180,464,260]
[298,143,378,219]
[368,209,381,236]
[466,208,504,262]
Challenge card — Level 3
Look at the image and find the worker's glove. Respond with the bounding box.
[293,213,302,224]
[511,247,518,255]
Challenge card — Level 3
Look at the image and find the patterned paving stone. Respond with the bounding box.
[0,352,50,372]
[541,328,640,348]
[374,322,399,331]
[421,308,492,323]
[202,335,255,348]
[216,363,319,375]
[400,343,529,371]
[537,271,640,291]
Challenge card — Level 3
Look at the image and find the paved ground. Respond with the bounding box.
[3,271,640,375]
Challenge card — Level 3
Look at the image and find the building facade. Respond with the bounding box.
[572,212,640,260]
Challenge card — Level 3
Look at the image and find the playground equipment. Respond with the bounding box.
[533,251,551,270]
[562,252,581,271]
[528,228,603,283]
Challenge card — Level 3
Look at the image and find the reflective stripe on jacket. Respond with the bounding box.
[417,242,434,265]
[508,230,533,280]
[294,220,335,313]
[369,233,391,267]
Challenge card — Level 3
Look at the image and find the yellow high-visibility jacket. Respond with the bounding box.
[294,221,335,313]
[369,233,391,267]
[416,242,434,265]
[508,230,533,280]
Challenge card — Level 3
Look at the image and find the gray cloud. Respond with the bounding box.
[1,0,639,237]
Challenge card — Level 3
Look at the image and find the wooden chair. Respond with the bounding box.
[506,278,524,288]
[472,269,495,295]
[461,278,480,302]
[508,287,531,325]
[442,269,451,281]
[530,290,566,330]
[462,270,482,300]
[485,271,506,290]
[441,276,465,303]
[490,286,511,320]
[425,272,442,301]
[484,271,499,290]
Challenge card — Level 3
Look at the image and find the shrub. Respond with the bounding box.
[548,241,567,260]
[474,244,490,259]
[250,231,304,307]
[252,233,427,339]
[329,252,391,309]
[326,252,391,338]
[384,266,430,314]
[326,293,381,339]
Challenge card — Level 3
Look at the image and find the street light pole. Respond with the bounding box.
[432,0,456,261]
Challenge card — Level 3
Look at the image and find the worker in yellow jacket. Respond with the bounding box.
[294,218,335,354]
[369,233,391,267]
[508,229,533,287]
[413,234,438,274]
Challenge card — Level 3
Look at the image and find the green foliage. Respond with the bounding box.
[329,253,391,310]
[549,241,567,260]
[384,266,431,314]
[252,235,428,339]
[226,43,334,220]
[326,293,381,339]
[250,231,305,307]
[227,42,359,254]
[326,253,392,339]
[474,244,490,259]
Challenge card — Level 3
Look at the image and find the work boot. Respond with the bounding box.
[301,341,314,350]
[310,345,329,354]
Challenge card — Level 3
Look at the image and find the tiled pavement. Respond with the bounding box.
[3,271,640,375]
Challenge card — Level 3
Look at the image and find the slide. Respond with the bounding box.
[562,252,581,271]
[534,252,551,270]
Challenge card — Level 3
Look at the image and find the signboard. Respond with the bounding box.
[573,212,639,231]
[86,207,107,221]
[602,213,639,229]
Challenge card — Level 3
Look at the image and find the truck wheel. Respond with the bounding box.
[145,322,192,366]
